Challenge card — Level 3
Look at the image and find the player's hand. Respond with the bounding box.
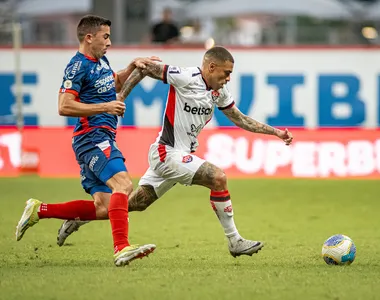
[105,101,126,116]
[276,128,293,146]
[133,56,162,69]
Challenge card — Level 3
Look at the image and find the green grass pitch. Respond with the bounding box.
[0,177,379,300]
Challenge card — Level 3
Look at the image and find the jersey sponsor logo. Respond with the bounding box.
[187,123,203,138]
[183,102,212,115]
[168,66,181,74]
[182,155,193,163]
[191,123,202,133]
[65,61,82,80]
[94,74,115,94]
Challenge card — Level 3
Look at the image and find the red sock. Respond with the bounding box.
[38,200,97,220]
[108,193,130,253]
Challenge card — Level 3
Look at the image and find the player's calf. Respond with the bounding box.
[128,185,158,212]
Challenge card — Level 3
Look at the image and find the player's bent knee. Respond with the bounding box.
[94,202,108,219]
[111,179,133,195]
[94,199,109,219]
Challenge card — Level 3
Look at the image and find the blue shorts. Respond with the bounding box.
[77,140,127,195]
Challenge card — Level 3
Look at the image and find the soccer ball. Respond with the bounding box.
[321,234,356,265]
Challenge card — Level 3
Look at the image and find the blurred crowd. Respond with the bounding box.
[0,0,380,47]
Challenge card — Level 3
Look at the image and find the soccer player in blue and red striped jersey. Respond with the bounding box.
[15,15,160,267]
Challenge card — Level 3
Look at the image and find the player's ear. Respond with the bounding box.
[209,61,216,73]
[85,33,93,44]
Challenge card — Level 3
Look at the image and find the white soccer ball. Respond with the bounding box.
[321,234,356,265]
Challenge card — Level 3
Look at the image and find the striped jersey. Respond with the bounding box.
[156,65,235,153]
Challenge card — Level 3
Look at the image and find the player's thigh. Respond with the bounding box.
[80,162,112,195]
[151,145,206,187]
[100,160,132,194]
[81,141,132,194]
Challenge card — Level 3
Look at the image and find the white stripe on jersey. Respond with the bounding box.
[156,65,234,153]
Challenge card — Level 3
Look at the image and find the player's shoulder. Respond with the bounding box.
[63,53,91,83]
[65,52,90,71]
[167,65,199,75]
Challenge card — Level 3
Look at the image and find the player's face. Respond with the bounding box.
[89,25,111,59]
[208,60,234,90]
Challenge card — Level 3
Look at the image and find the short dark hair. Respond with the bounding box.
[77,15,111,42]
[204,46,234,64]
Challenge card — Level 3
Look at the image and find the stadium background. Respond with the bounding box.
[0,47,379,178]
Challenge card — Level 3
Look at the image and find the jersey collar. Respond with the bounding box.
[197,67,212,91]
[78,51,98,62]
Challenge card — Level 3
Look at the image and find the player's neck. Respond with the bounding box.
[200,67,212,90]
[78,45,98,61]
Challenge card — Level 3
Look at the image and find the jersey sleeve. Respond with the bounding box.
[163,65,193,88]
[216,85,235,110]
[59,60,87,96]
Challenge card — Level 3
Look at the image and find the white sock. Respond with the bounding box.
[210,190,241,242]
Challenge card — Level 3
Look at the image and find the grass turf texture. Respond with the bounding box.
[0,177,379,300]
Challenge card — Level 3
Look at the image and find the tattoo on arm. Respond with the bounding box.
[222,106,279,136]
[128,185,158,212]
[143,61,165,80]
[118,68,146,101]
[117,62,165,101]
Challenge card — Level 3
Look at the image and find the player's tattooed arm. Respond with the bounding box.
[128,185,159,212]
[117,68,146,102]
[116,56,162,100]
[115,64,136,92]
[222,105,293,145]
[137,60,165,81]
[117,61,165,102]
[222,105,279,135]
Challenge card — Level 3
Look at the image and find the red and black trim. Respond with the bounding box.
[84,54,98,62]
[218,101,235,111]
[163,64,169,84]
[158,144,167,162]
[210,190,231,202]
[159,85,176,147]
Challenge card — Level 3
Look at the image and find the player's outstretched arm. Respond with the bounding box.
[115,63,137,93]
[222,105,293,145]
[115,56,162,93]
[117,61,165,101]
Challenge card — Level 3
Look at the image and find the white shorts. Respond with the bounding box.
[139,143,205,198]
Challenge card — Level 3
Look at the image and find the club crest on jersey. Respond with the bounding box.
[211,90,220,103]
[182,155,193,163]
